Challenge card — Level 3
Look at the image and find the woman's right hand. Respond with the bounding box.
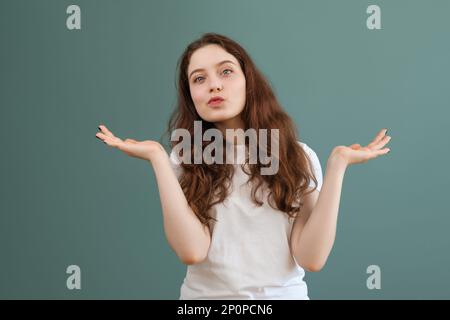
[95,124,166,162]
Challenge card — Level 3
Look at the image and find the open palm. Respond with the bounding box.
[95,124,165,161]
[334,128,392,166]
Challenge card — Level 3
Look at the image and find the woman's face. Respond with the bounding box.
[187,44,246,127]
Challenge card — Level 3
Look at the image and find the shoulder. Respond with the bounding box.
[297,141,319,159]
[297,140,321,165]
[297,141,323,191]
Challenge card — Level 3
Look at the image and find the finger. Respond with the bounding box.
[369,128,388,145]
[105,137,124,148]
[370,135,392,150]
[95,132,107,141]
[95,133,107,144]
[96,132,123,147]
[367,128,388,148]
[124,138,137,144]
[96,132,117,142]
[370,147,391,158]
[98,124,116,138]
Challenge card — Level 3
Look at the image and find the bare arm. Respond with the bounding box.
[290,155,346,272]
[149,150,211,265]
[95,124,210,265]
[290,129,392,272]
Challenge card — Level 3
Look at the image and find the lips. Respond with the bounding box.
[208,96,224,104]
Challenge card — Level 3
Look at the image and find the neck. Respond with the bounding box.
[214,116,246,145]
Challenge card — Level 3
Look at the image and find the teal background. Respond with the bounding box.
[1,0,449,299]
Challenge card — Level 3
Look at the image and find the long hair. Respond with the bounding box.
[165,33,319,227]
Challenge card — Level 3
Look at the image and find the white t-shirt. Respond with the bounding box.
[169,141,323,300]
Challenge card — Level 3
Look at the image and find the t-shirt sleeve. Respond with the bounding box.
[298,141,323,192]
[169,148,183,180]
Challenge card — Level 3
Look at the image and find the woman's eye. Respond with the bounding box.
[194,76,204,83]
[193,69,232,83]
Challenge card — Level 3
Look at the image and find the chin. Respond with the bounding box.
[201,117,224,123]
[200,111,231,122]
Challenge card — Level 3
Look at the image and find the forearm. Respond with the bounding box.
[149,151,210,264]
[295,153,348,271]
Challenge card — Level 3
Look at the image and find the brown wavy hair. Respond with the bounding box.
[165,33,319,228]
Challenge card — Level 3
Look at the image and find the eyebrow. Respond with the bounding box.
[189,60,236,80]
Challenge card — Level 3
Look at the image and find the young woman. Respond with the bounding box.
[95,33,392,299]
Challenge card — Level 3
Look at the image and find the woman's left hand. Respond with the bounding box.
[331,128,392,167]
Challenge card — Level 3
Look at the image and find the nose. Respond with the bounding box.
[209,75,223,92]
